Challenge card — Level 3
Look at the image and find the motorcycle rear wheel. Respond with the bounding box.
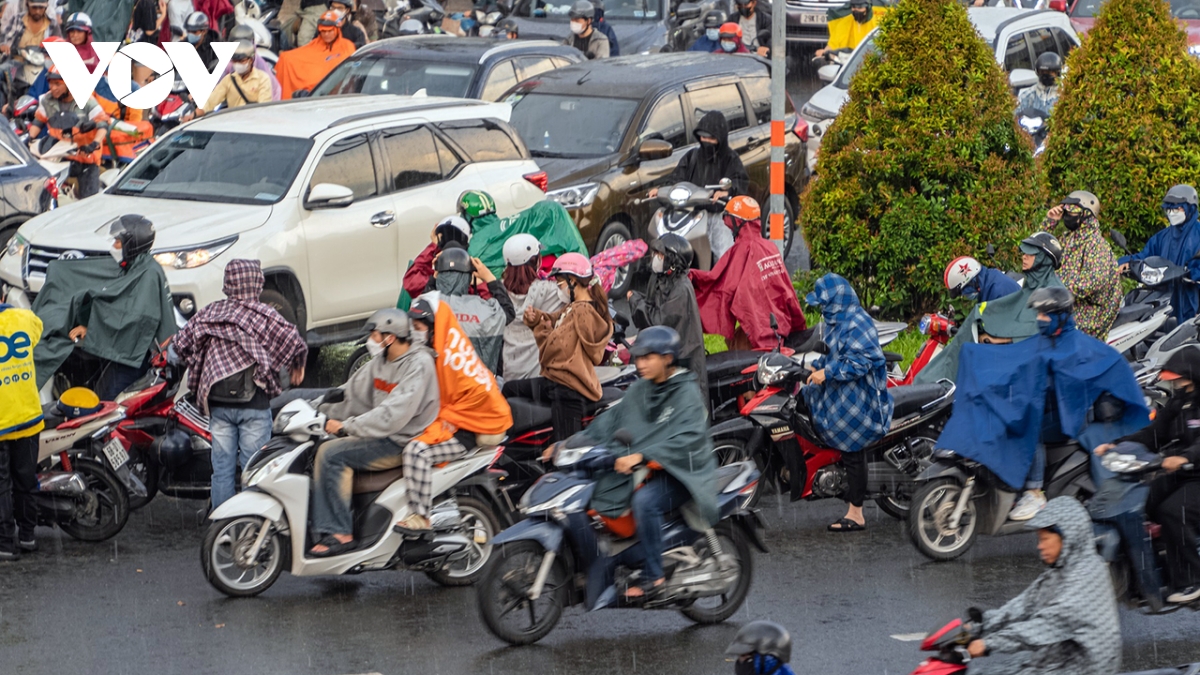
[477,541,565,645]
[59,459,130,542]
[907,478,978,561]
[425,495,501,587]
[680,522,754,624]
[201,516,286,597]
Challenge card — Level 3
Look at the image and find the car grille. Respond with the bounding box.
[24,245,107,282]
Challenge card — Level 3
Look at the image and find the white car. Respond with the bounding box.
[800,7,1082,168]
[0,95,547,345]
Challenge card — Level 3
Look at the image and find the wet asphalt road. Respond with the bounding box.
[3,493,1199,675]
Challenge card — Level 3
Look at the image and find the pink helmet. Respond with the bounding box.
[551,252,593,279]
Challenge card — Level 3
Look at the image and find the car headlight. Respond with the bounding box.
[153,235,237,269]
[245,455,289,487]
[4,233,28,261]
[1141,266,1165,286]
[546,183,600,210]
[800,101,837,122]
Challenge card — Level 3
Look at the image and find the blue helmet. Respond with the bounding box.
[630,326,681,361]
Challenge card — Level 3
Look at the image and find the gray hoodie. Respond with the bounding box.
[321,345,439,446]
[980,497,1120,675]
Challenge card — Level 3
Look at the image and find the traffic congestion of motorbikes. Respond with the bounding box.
[0,0,1198,673]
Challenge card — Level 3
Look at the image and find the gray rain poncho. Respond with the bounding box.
[978,497,1120,675]
[435,271,512,374]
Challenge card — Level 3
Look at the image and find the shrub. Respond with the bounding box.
[800,0,1043,316]
[1042,0,1200,247]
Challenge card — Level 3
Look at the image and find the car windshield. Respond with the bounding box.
[508,92,639,158]
[312,54,477,98]
[110,131,312,205]
[515,0,659,20]
[1074,0,1200,16]
[834,35,877,89]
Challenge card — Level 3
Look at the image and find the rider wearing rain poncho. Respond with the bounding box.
[458,190,589,277]
[1118,184,1200,322]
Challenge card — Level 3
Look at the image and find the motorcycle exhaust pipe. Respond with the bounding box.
[37,471,88,496]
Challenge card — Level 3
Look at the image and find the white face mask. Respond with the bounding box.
[110,246,123,264]
[720,40,737,52]
[557,285,572,304]
[1167,208,1187,226]
[651,255,665,274]
[411,329,429,346]
[706,28,719,41]
[233,61,251,75]
[569,20,585,35]
[365,336,387,358]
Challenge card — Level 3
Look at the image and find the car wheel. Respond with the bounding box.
[260,289,297,326]
[762,198,796,260]
[596,220,633,299]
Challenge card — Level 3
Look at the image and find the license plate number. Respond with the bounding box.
[102,438,129,469]
[801,12,826,24]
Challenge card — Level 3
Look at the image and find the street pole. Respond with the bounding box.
[769,0,787,247]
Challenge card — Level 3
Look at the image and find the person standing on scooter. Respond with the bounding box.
[724,621,796,675]
[1045,190,1121,339]
[802,273,892,533]
[0,301,43,560]
[1097,345,1200,605]
[579,326,716,600]
[965,497,1120,675]
[1117,184,1200,322]
[309,309,440,557]
[944,256,1020,303]
[171,259,308,511]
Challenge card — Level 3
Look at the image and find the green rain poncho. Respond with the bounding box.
[468,200,587,276]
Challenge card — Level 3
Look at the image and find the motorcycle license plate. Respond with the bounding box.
[102,438,129,469]
[800,12,826,24]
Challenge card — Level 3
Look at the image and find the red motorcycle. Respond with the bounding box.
[888,311,957,387]
[910,614,982,675]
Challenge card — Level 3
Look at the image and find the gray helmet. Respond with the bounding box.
[1020,231,1064,269]
[1164,184,1199,207]
[1035,51,1062,74]
[702,9,727,29]
[1061,190,1100,218]
[629,325,682,360]
[725,620,792,664]
[364,308,410,338]
[569,0,595,19]
[1028,286,1074,315]
[184,10,210,32]
[434,245,473,273]
[228,24,257,44]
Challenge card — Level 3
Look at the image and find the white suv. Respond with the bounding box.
[0,95,547,345]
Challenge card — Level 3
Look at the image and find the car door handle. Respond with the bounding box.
[370,210,395,227]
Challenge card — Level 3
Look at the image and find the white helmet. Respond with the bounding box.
[503,233,542,267]
[434,215,470,244]
[944,256,982,297]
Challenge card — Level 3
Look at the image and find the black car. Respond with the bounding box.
[307,35,586,101]
[0,121,53,251]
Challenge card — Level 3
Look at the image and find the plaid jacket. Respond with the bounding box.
[803,274,893,452]
[173,260,307,413]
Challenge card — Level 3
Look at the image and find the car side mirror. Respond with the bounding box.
[675,1,701,20]
[636,138,673,162]
[306,183,355,209]
[1110,228,1128,252]
[291,89,311,99]
[1049,0,1066,11]
[1008,68,1037,90]
[817,64,840,83]
[99,168,121,189]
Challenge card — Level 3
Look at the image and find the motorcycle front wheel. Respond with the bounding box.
[907,478,978,561]
[59,459,130,542]
[680,522,754,624]
[201,516,286,597]
[477,541,565,645]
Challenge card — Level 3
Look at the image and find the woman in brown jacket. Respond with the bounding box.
[501,253,613,441]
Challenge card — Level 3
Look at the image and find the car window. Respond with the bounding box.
[379,126,443,192]
[1003,33,1033,71]
[834,35,877,90]
[639,95,687,149]
[741,76,794,125]
[436,135,463,176]
[437,119,524,162]
[310,134,377,200]
[1051,28,1076,56]
[509,93,640,158]
[1028,28,1058,60]
[480,60,519,101]
[687,84,749,133]
[550,57,573,69]
[311,55,476,98]
[515,56,558,81]
[0,141,23,168]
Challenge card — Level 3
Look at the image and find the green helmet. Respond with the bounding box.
[458,190,497,220]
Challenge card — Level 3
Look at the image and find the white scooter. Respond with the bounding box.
[201,392,508,597]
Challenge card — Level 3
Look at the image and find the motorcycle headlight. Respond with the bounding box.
[546,183,600,210]
[757,360,786,386]
[668,186,691,209]
[1141,266,1165,286]
[919,314,932,336]
[153,235,238,270]
[520,483,587,516]
[4,233,28,261]
[245,455,288,487]
[272,411,297,435]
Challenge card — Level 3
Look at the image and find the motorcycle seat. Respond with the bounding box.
[41,402,66,430]
[1112,303,1155,328]
[890,383,951,420]
[707,350,765,379]
[586,386,623,414]
[508,396,553,431]
[883,351,903,364]
[351,466,404,495]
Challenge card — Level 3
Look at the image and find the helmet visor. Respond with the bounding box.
[1018,242,1042,256]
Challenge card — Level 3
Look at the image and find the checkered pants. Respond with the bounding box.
[402,438,468,516]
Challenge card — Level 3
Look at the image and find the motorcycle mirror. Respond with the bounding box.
[613,429,634,446]
[985,243,996,258]
[324,388,346,404]
[718,177,732,191]
[1109,228,1128,252]
[614,311,630,328]
[769,313,778,330]
[967,607,983,624]
[868,305,881,317]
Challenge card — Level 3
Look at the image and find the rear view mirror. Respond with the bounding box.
[1008,68,1038,90]
[817,64,840,83]
[675,2,701,20]
[1110,228,1129,252]
[769,313,778,330]
[305,182,354,209]
[986,243,996,258]
[718,177,732,191]
[636,138,673,161]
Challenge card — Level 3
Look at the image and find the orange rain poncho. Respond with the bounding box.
[276,28,356,99]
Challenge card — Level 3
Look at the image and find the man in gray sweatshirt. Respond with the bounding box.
[309,308,440,557]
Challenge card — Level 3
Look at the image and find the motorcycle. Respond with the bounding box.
[200,391,509,596]
[1108,229,1188,360]
[646,178,732,271]
[888,310,957,388]
[456,2,503,36]
[149,76,195,137]
[1016,106,1048,156]
[1131,314,1200,407]
[475,431,765,645]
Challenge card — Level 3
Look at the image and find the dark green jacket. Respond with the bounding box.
[582,369,717,525]
[33,254,176,388]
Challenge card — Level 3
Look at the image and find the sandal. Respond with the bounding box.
[827,517,866,533]
[624,577,665,600]
[309,535,356,558]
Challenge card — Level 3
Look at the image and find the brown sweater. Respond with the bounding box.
[526,301,612,401]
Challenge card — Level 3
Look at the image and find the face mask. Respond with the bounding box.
[1167,207,1187,226]
[332,8,347,18]
[1061,211,1086,231]
[110,246,123,264]
[734,659,756,675]
[186,32,201,44]
[651,255,665,274]
[852,9,868,22]
[411,329,429,346]
[721,40,737,52]
[569,20,585,35]
[737,5,752,17]
[1036,318,1053,335]
[1038,72,1057,87]
[365,336,387,358]
[706,28,719,41]
[557,284,572,304]
[233,61,251,75]
[700,140,719,159]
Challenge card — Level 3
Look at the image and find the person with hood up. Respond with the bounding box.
[1045,190,1120,339]
[460,191,588,276]
[577,326,715,600]
[503,253,613,441]
[430,244,514,374]
[500,233,564,381]
[802,273,892,532]
[965,497,1121,675]
[944,255,1020,303]
[629,233,707,405]
[689,9,725,52]
[32,215,176,400]
[916,232,1065,384]
[171,260,308,509]
[816,0,886,58]
[653,111,749,265]
[1118,184,1200,322]
[690,197,807,351]
[725,621,796,675]
[403,215,491,301]
[591,0,619,55]
[277,10,356,99]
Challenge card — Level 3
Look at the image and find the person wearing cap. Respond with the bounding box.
[0,299,43,560]
[689,9,726,52]
[1044,190,1120,338]
[196,41,273,115]
[497,17,519,39]
[732,0,770,56]
[816,0,885,58]
[1118,184,1200,322]
[28,66,110,199]
[578,325,715,600]
[1098,345,1200,605]
[725,621,796,675]
[429,244,515,374]
[276,9,357,99]
[310,308,440,557]
[500,233,564,381]
[402,216,492,301]
[564,0,609,60]
[0,0,59,75]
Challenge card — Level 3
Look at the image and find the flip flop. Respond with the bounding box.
[827,517,866,533]
[624,577,665,600]
[308,536,356,558]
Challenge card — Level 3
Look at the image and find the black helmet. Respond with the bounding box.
[435,245,473,272]
[1035,51,1062,74]
[629,325,682,360]
[1164,184,1199,207]
[498,17,519,34]
[569,0,595,19]
[725,620,792,664]
[407,297,434,327]
[1027,286,1074,315]
[184,10,210,32]
[702,9,727,29]
[153,429,193,471]
[107,214,156,260]
[1019,231,1063,269]
[649,233,693,274]
[364,307,410,338]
